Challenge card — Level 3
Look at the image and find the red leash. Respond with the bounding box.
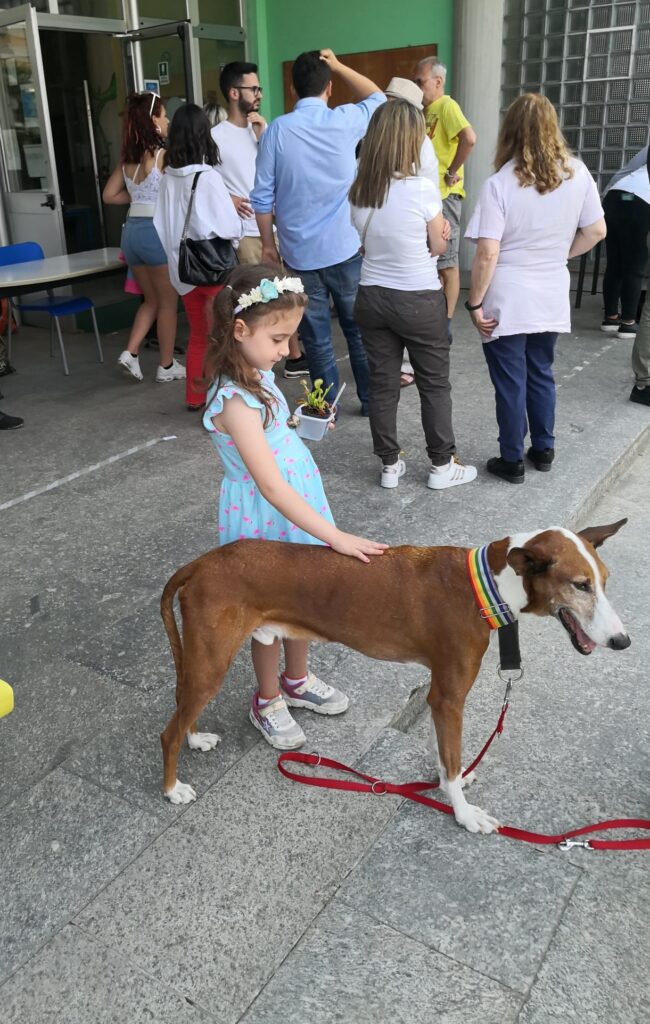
[278,691,650,852]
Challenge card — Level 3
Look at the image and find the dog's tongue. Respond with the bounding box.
[573,616,597,653]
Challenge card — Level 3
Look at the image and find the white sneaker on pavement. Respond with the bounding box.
[381,458,406,489]
[117,350,143,381]
[427,456,477,490]
[155,359,186,383]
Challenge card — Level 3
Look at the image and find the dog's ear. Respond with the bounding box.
[507,546,554,577]
[578,518,627,549]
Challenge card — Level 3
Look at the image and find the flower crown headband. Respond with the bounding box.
[232,276,304,316]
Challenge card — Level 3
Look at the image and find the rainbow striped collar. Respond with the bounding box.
[467,545,516,630]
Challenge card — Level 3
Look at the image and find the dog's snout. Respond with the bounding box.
[608,632,631,651]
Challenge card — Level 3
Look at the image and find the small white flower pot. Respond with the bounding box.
[293,406,333,441]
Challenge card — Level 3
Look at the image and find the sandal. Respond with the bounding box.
[400,373,415,388]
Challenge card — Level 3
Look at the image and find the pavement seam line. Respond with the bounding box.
[233,799,406,1023]
[0,435,178,512]
[335,895,527,1004]
[67,921,221,1019]
[513,865,585,1021]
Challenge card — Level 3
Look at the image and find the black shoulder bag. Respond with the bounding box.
[178,171,239,286]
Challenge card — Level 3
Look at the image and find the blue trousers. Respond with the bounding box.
[482,331,558,462]
[288,252,369,406]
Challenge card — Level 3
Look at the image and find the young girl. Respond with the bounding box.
[203,264,387,750]
[103,92,184,383]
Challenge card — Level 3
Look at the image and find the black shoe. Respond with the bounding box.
[0,411,24,430]
[630,385,650,406]
[526,446,554,472]
[283,355,310,378]
[360,402,369,417]
[487,456,524,484]
[600,316,620,335]
[617,322,637,339]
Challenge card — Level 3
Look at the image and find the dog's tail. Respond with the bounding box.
[160,561,197,683]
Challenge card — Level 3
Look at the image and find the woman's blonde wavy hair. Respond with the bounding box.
[495,93,574,195]
[349,99,425,209]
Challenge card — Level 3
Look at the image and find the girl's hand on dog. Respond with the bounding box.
[331,530,389,563]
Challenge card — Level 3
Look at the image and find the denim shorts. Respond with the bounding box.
[121,216,167,267]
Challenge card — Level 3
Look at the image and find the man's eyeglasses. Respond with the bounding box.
[237,85,263,96]
[148,91,160,116]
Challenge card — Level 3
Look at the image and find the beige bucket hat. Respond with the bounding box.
[385,77,424,109]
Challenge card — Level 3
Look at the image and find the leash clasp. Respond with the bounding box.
[558,838,594,851]
[497,666,524,684]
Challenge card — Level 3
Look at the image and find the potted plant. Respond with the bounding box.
[289,379,345,440]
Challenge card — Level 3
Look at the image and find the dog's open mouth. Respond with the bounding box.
[557,607,597,655]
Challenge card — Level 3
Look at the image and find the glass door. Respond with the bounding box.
[0,4,66,255]
[117,20,195,122]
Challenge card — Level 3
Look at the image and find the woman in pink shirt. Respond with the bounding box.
[465,94,606,484]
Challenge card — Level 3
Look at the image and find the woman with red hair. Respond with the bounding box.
[103,92,184,384]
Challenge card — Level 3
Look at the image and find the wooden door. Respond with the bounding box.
[282,43,437,112]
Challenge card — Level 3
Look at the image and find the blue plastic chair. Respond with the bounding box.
[0,241,103,376]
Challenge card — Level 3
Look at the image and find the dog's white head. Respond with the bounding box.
[493,520,630,655]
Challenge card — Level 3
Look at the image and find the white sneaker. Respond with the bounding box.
[117,350,143,381]
[381,458,406,489]
[156,359,186,382]
[427,456,477,490]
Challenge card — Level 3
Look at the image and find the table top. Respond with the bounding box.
[0,247,123,289]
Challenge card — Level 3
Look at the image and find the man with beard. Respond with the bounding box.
[213,62,308,376]
[212,62,268,264]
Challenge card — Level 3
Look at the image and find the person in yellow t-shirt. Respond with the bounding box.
[414,57,476,341]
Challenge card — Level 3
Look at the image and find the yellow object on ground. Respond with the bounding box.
[0,678,14,717]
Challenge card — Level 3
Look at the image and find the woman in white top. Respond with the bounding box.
[103,92,185,384]
[349,99,476,491]
[465,93,605,484]
[154,104,243,409]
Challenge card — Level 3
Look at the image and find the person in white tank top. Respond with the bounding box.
[103,92,185,385]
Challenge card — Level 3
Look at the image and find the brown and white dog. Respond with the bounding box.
[160,520,630,833]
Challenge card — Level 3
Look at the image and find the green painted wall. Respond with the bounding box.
[248,0,454,120]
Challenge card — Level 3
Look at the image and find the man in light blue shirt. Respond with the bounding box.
[252,49,384,411]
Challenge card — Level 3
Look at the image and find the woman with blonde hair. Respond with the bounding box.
[350,99,476,491]
[465,93,605,483]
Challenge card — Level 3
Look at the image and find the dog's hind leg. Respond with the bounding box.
[161,609,251,804]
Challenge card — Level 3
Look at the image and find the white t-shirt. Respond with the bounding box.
[212,121,261,238]
[350,176,442,291]
[465,158,604,338]
[611,165,650,205]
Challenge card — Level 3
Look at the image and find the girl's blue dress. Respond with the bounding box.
[203,371,335,545]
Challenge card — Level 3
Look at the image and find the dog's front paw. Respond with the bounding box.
[456,803,500,834]
[187,731,221,752]
[165,779,197,805]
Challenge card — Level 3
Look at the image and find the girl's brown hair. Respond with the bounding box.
[203,264,308,427]
[495,93,574,194]
[349,99,425,209]
[121,92,164,164]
